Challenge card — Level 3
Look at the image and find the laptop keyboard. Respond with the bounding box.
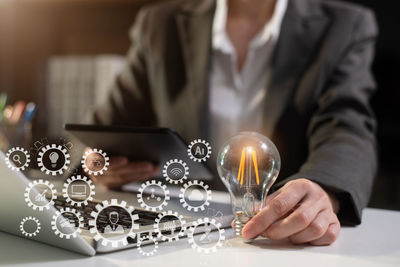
[53,195,161,230]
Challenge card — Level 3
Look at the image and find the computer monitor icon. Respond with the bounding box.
[71,184,87,197]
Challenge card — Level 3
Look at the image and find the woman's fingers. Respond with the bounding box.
[108,156,129,169]
[288,209,331,244]
[242,179,341,247]
[89,157,158,189]
[262,197,326,240]
[309,220,340,246]
[115,162,155,176]
[242,182,307,239]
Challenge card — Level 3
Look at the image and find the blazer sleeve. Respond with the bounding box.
[273,9,378,225]
[91,8,157,126]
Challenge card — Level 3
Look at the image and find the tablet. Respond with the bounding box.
[64,124,214,180]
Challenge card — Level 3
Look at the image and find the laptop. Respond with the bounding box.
[0,151,233,256]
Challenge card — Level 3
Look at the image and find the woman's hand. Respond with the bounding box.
[242,178,340,246]
[88,156,159,190]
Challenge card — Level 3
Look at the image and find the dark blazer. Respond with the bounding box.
[93,0,378,225]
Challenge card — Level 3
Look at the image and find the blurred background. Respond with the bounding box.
[0,0,398,210]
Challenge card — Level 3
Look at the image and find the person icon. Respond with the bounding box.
[104,211,124,234]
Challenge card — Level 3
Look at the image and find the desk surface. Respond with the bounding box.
[1,208,399,267]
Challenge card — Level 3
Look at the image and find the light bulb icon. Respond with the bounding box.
[216,132,280,241]
[49,152,59,168]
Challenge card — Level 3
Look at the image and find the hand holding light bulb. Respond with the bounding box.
[217,132,281,241]
[217,132,341,246]
[242,178,340,245]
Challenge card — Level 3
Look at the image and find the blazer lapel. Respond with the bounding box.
[175,0,215,139]
[263,0,329,137]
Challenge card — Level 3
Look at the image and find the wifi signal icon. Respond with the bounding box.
[170,167,183,177]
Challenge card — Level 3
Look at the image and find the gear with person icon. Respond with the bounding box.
[89,199,139,248]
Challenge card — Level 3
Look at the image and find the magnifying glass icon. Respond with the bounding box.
[13,154,22,165]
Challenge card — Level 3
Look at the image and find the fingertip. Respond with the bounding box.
[153,165,161,172]
[139,162,155,172]
[120,157,129,164]
[111,156,129,165]
[242,222,256,239]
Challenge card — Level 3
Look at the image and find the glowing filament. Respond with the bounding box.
[237,147,260,186]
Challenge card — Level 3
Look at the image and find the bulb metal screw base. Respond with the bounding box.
[234,213,256,243]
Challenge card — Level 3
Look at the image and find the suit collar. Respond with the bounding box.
[290,0,328,19]
[179,0,215,15]
[178,0,326,17]
[262,0,330,136]
[175,0,330,138]
[175,0,215,139]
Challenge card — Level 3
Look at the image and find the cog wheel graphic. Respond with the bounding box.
[162,159,189,184]
[62,175,95,207]
[89,199,139,248]
[137,234,159,257]
[51,207,83,239]
[5,147,30,171]
[137,180,170,212]
[153,210,186,242]
[187,139,212,162]
[24,179,57,211]
[188,218,225,254]
[20,216,41,237]
[81,148,110,176]
[37,144,70,176]
[179,180,211,212]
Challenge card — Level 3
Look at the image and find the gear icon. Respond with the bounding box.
[179,180,211,212]
[137,180,170,212]
[89,199,139,248]
[20,216,41,237]
[187,139,212,162]
[188,218,225,253]
[51,207,84,239]
[37,144,70,176]
[137,234,159,257]
[81,148,110,176]
[24,179,57,211]
[162,159,189,184]
[62,175,95,207]
[5,147,30,171]
[153,210,186,242]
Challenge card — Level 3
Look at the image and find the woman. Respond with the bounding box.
[92,0,378,246]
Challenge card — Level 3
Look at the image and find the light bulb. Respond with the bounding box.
[216,132,281,241]
[49,152,59,168]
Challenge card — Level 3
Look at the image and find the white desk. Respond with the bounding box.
[0,208,399,267]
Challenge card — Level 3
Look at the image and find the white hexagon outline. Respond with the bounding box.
[37,144,70,176]
[179,180,212,212]
[24,179,57,211]
[81,148,110,176]
[51,207,84,239]
[62,175,95,207]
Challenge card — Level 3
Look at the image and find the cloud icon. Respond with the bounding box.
[188,189,204,201]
